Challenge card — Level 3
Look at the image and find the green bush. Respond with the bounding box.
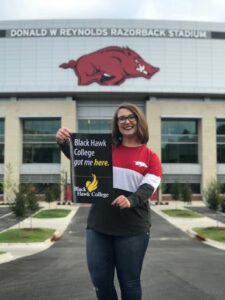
[45,188,54,204]
[171,182,181,200]
[10,185,40,218]
[45,183,61,205]
[181,184,192,203]
[27,190,39,212]
[11,191,27,217]
[204,179,222,211]
[51,183,61,200]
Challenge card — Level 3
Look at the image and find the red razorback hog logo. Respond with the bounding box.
[59,46,159,85]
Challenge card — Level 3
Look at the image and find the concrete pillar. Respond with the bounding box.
[1,98,76,203]
[146,99,161,157]
[146,99,162,202]
[4,100,22,202]
[201,113,217,193]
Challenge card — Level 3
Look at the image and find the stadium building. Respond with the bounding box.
[0,19,225,202]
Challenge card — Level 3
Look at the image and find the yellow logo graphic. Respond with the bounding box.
[85,174,98,192]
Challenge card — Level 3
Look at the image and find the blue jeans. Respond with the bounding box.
[86,229,150,300]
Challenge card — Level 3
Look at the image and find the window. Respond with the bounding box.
[23,118,61,163]
[163,183,200,194]
[78,119,112,133]
[221,183,225,194]
[20,183,59,194]
[0,119,4,163]
[161,119,198,163]
[217,119,225,163]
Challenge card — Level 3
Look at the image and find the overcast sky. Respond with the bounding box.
[1,0,225,22]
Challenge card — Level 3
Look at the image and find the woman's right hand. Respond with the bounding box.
[56,127,72,144]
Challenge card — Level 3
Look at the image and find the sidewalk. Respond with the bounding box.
[151,201,225,251]
[0,202,79,264]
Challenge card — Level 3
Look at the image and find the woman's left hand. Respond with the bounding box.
[111,195,131,209]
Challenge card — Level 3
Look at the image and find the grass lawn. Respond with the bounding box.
[34,209,71,218]
[0,228,55,243]
[193,227,225,243]
[162,209,203,218]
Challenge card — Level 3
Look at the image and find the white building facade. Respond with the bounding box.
[0,19,225,201]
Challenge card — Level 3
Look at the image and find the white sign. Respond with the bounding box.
[6,27,209,39]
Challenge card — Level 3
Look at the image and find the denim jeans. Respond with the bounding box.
[86,229,150,300]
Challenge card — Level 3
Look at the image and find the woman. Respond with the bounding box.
[56,103,162,300]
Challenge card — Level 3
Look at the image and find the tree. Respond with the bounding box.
[10,184,40,228]
[171,182,182,209]
[181,184,192,204]
[204,179,222,211]
[25,184,40,212]
[60,170,68,204]
[51,183,61,201]
[3,163,17,204]
[171,182,181,201]
[45,186,55,208]
[10,190,27,218]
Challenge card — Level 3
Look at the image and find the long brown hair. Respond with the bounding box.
[112,103,149,146]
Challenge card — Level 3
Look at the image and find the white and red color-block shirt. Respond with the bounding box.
[87,144,162,236]
[113,144,162,195]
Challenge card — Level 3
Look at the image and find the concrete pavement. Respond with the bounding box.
[0,201,224,265]
[0,203,79,263]
[1,206,225,300]
[151,201,225,250]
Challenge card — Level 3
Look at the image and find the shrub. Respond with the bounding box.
[181,184,192,203]
[45,186,56,207]
[11,190,28,218]
[171,182,181,200]
[27,189,39,212]
[45,183,61,205]
[204,179,222,211]
[51,184,61,201]
[10,184,40,218]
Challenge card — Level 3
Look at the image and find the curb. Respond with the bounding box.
[0,252,14,264]
[187,229,206,241]
[0,206,80,264]
[187,228,225,250]
[0,238,54,265]
[51,230,62,241]
[152,205,225,251]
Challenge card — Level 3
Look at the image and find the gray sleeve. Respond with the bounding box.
[127,183,155,207]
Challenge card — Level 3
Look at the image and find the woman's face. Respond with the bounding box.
[117,108,138,138]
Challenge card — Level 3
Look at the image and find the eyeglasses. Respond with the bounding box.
[117,114,137,124]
